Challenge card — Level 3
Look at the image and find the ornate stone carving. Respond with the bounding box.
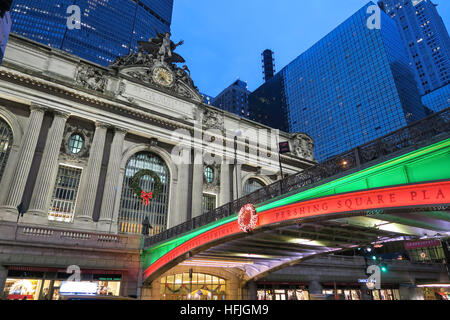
[202,109,224,132]
[290,133,315,161]
[203,164,220,194]
[75,65,107,92]
[60,124,93,162]
[110,31,202,102]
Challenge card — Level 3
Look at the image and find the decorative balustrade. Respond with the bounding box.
[145,108,450,247]
[4,224,140,250]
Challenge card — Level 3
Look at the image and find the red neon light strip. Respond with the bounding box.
[144,181,450,279]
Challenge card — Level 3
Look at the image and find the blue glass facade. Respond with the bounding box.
[249,2,426,162]
[422,83,450,112]
[10,0,173,66]
[380,0,450,95]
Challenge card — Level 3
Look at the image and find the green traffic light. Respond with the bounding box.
[372,256,376,260]
[381,266,387,272]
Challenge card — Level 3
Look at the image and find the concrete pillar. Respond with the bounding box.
[308,280,323,295]
[98,127,126,232]
[248,280,257,300]
[0,265,7,299]
[233,164,242,200]
[360,285,373,300]
[27,110,70,217]
[75,122,108,222]
[219,162,231,206]
[2,104,46,211]
[191,149,203,218]
[399,284,424,300]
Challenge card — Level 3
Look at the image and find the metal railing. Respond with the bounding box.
[145,108,450,247]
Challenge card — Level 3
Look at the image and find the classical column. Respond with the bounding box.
[233,164,242,200]
[170,150,190,228]
[98,127,127,230]
[28,110,70,216]
[219,161,231,206]
[191,149,203,218]
[2,104,46,210]
[76,122,108,221]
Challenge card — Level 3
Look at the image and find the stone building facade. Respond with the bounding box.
[0,34,315,299]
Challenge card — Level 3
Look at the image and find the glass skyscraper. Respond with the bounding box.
[422,83,450,112]
[249,2,427,162]
[9,0,173,66]
[212,80,251,118]
[379,0,450,95]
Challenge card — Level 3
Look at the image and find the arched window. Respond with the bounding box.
[118,152,170,235]
[0,118,13,182]
[243,178,265,196]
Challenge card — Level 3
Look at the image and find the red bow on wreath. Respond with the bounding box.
[141,190,153,206]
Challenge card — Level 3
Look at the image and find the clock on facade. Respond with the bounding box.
[152,66,174,87]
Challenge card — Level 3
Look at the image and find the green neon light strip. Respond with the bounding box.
[257,138,450,212]
[145,138,450,265]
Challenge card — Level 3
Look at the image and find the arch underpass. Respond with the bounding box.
[142,132,450,284]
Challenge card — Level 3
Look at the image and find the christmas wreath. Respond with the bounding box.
[238,204,258,233]
[131,169,162,204]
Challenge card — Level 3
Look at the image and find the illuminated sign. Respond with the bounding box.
[143,181,450,279]
[59,282,98,295]
[404,239,441,250]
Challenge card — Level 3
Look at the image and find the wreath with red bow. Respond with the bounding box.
[131,169,162,205]
[238,204,258,233]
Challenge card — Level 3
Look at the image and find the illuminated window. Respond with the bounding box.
[68,134,84,154]
[119,152,170,235]
[204,166,214,183]
[243,178,265,196]
[160,273,226,300]
[49,165,82,223]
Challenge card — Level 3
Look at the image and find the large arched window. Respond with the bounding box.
[243,178,265,196]
[118,152,170,235]
[0,118,13,182]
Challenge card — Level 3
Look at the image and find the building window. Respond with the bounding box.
[243,178,265,196]
[0,118,13,182]
[119,152,170,235]
[202,193,216,214]
[160,273,226,300]
[68,134,84,154]
[49,165,82,223]
[204,166,214,184]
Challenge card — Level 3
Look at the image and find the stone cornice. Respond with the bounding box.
[0,68,194,133]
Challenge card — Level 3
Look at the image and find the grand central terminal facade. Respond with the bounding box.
[0,34,316,300]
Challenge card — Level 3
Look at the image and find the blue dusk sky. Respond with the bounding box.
[170,0,450,97]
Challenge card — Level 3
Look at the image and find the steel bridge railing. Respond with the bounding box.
[145,108,450,247]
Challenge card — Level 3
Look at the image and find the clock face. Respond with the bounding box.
[152,67,174,87]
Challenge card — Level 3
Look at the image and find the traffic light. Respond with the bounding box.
[380,264,388,273]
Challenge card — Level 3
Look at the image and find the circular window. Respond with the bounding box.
[204,166,214,184]
[68,134,84,154]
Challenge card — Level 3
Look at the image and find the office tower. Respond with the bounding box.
[0,0,12,64]
[262,49,275,82]
[9,0,173,66]
[212,80,251,118]
[422,83,450,112]
[249,2,427,162]
[379,0,450,95]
